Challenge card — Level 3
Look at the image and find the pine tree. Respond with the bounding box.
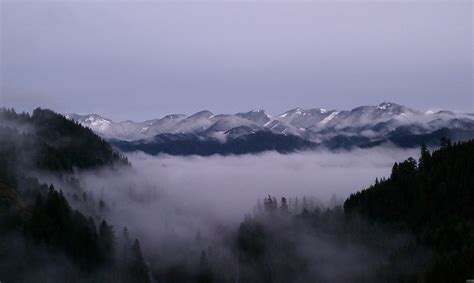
[419,143,431,172]
[280,197,289,215]
[197,250,213,283]
[99,220,116,261]
[129,239,151,283]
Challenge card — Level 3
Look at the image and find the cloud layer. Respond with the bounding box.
[70,147,418,253]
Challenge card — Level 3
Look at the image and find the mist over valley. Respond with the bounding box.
[2,1,473,281]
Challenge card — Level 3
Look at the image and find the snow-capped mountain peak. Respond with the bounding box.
[189,110,214,119]
[377,102,393,110]
[65,113,112,131]
[66,103,474,143]
[236,110,272,126]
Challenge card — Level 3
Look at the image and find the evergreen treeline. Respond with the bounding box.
[0,107,127,172]
[345,139,474,282]
[180,141,474,283]
[167,195,423,283]
[0,108,148,282]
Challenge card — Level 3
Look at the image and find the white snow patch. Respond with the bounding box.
[377,103,391,110]
[89,119,111,131]
[320,111,339,124]
[263,120,273,127]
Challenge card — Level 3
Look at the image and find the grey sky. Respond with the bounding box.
[1,0,472,121]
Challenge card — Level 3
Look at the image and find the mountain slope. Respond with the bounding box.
[344,140,474,282]
[2,108,127,171]
[68,102,474,141]
[67,103,474,155]
[111,131,317,156]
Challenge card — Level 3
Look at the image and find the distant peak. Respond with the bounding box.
[162,114,186,119]
[66,113,108,122]
[291,107,304,114]
[280,107,331,117]
[249,109,271,118]
[189,110,214,118]
[279,108,303,118]
[377,102,396,110]
[85,114,109,122]
[436,110,455,115]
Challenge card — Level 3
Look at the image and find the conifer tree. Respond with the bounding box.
[280,197,289,215]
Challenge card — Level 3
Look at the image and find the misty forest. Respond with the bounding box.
[0,107,473,282]
[2,0,473,281]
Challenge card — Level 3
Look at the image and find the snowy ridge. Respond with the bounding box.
[66,102,474,143]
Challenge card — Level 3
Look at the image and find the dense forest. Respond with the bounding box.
[0,108,149,282]
[1,107,473,282]
[345,139,474,282]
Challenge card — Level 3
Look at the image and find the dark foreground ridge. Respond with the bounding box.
[345,139,474,281]
[0,108,127,171]
[0,108,150,282]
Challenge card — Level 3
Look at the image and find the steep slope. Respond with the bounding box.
[236,109,272,126]
[3,108,126,171]
[344,140,474,282]
[0,108,149,282]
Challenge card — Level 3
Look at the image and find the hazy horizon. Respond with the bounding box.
[2,1,472,120]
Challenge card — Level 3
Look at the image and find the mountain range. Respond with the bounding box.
[66,102,474,155]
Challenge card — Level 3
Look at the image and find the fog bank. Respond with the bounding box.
[74,148,416,246]
[128,147,418,216]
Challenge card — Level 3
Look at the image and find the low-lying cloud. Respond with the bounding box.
[30,146,424,280]
[71,147,417,252]
[126,147,418,217]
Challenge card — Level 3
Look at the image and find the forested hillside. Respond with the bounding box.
[0,108,149,282]
[345,139,474,282]
[195,140,474,282]
[0,108,127,171]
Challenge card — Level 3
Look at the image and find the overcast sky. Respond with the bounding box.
[1,0,472,121]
